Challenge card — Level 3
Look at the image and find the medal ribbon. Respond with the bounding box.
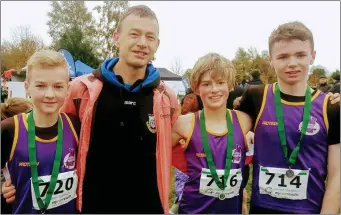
[274,83,312,165]
[28,112,63,213]
[200,109,234,190]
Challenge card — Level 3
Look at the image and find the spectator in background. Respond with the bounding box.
[1,97,32,214]
[329,74,340,94]
[181,88,203,114]
[317,75,332,93]
[240,79,248,88]
[248,69,263,85]
[1,79,9,103]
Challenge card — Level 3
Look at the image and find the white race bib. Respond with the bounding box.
[31,170,78,210]
[199,168,242,200]
[259,166,310,200]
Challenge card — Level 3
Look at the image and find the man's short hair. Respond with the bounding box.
[117,5,159,32]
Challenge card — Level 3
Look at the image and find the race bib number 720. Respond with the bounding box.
[259,166,310,200]
[31,170,78,210]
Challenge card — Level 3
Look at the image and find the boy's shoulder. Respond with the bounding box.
[62,113,81,136]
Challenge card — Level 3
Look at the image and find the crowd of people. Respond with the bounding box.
[1,4,340,214]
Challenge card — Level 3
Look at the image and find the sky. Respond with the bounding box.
[1,1,340,74]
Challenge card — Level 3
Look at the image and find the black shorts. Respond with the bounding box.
[242,164,250,189]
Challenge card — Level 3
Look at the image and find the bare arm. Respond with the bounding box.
[172,114,194,147]
[235,110,253,151]
[320,144,340,214]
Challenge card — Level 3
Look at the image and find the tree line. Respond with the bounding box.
[1,1,339,86]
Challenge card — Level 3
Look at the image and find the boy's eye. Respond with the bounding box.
[36,85,44,88]
[55,86,63,89]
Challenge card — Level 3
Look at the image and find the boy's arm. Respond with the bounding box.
[235,85,265,128]
[321,101,340,213]
[1,118,16,203]
[172,114,193,147]
[1,118,15,168]
[235,111,253,151]
[320,144,340,214]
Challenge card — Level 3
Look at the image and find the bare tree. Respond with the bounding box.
[1,25,45,71]
[170,57,184,76]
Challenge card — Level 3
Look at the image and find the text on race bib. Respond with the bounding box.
[199,168,242,199]
[259,166,310,200]
[31,171,78,210]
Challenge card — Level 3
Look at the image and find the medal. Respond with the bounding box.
[218,193,226,200]
[286,169,294,178]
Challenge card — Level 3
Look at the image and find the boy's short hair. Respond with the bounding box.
[26,50,69,82]
[269,21,314,54]
[117,5,159,33]
[190,53,236,93]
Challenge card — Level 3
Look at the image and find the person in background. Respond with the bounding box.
[1,97,33,214]
[240,79,248,88]
[328,74,340,94]
[317,75,332,93]
[248,69,263,85]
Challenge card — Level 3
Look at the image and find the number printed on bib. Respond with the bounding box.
[199,168,242,199]
[259,166,310,200]
[31,170,78,210]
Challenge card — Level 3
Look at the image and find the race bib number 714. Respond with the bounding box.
[31,170,78,210]
[259,166,310,200]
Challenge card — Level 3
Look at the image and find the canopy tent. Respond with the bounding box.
[75,60,95,77]
[158,68,182,81]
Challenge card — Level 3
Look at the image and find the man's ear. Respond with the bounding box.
[113,29,120,48]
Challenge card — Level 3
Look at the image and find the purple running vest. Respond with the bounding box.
[251,84,329,213]
[179,110,246,214]
[7,113,78,214]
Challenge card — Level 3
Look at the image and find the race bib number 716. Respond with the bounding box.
[199,168,242,199]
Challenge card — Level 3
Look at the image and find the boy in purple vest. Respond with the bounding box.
[1,50,80,214]
[172,53,252,214]
[237,21,340,214]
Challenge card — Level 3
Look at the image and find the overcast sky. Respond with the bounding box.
[1,1,340,73]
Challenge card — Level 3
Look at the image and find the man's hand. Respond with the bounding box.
[1,178,16,204]
[233,96,242,109]
[327,92,340,104]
